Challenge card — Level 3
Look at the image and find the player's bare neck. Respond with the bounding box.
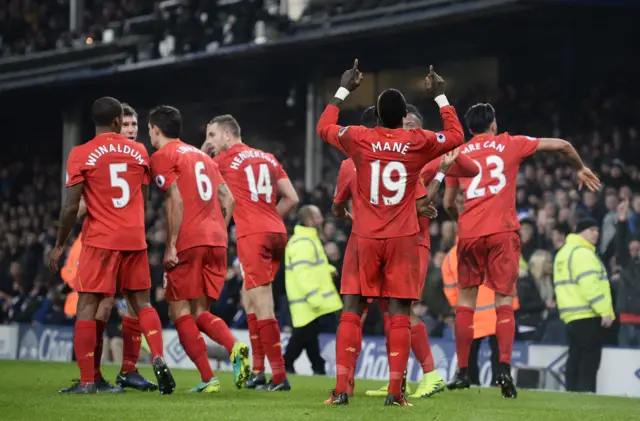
[95,126,115,136]
[225,138,242,150]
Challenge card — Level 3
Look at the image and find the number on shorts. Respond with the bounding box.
[195,161,213,201]
[109,163,130,208]
[369,160,407,205]
[466,155,507,199]
[245,164,273,203]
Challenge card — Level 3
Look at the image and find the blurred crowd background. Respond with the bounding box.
[1,0,640,356]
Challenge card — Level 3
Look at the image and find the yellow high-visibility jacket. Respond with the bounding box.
[285,225,342,328]
[553,234,615,324]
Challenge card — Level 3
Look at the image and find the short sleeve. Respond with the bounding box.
[445,176,459,188]
[138,146,151,185]
[334,161,354,203]
[510,135,540,159]
[211,162,225,185]
[273,157,289,180]
[150,150,178,193]
[420,159,440,184]
[66,148,84,187]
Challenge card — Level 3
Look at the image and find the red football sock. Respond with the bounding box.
[496,305,515,364]
[94,320,106,381]
[74,320,97,384]
[388,315,411,399]
[120,316,142,374]
[136,307,164,359]
[383,312,391,356]
[350,322,363,382]
[175,315,214,382]
[455,306,475,369]
[257,318,286,384]
[247,313,265,373]
[335,312,361,394]
[197,312,236,355]
[411,323,434,373]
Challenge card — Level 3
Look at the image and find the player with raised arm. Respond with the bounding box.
[48,97,175,395]
[74,103,157,393]
[363,105,479,399]
[202,115,299,391]
[317,60,465,406]
[148,105,251,393]
[443,103,600,398]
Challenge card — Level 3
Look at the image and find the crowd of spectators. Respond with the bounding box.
[1,75,640,353]
[0,0,290,58]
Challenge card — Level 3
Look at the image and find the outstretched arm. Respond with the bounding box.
[536,138,600,191]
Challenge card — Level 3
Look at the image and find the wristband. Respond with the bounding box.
[434,95,450,108]
[335,87,350,101]
[434,172,445,182]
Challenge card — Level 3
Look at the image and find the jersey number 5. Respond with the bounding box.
[466,155,506,199]
[109,163,130,208]
[370,160,406,205]
[245,164,273,203]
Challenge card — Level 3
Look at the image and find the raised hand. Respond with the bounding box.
[577,167,601,192]
[425,65,445,98]
[439,148,460,172]
[340,59,363,92]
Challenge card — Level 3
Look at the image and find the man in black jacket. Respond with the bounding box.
[615,200,640,347]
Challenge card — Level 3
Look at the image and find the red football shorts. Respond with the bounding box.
[165,246,227,301]
[340,234,360,295]
[238,232,287,290]
[457,231,521,296]
[76,245,151,296]
[417,245,430,295]
[356,233,421,300]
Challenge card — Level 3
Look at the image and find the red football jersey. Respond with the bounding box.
[417,154,479,248]
[213,143,288,238]
[445,133,540,238]
[317,104,464,239]
[150,140,228,253]
[333,158,357,204]
[66,133,149,251]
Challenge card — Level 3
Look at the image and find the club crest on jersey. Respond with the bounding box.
[155,175,166,188]
[339,126,349,137]
[436,133,446,144]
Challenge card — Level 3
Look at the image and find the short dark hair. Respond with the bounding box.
[209,114,241,138]
[465,103,496,134]
[406,104,423,125]
[361,106,377,128]
[122,103,138,118]
[376,89,407,128]
[553,221,571,236]
[91,97,123,126]
[148,105,182,139]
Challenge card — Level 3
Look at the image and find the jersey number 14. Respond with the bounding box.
[245,164,273,203]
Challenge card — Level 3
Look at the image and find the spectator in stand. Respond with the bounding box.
[516,250,555,341]
[614,200,640,347]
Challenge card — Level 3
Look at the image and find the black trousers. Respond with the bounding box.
[565,317,603,393]
[468,335,499,385]
[283,318,326,375]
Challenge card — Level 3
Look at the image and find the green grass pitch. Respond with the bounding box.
[1,360,639,420]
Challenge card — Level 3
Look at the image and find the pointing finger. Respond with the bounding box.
[353,59,359,70]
